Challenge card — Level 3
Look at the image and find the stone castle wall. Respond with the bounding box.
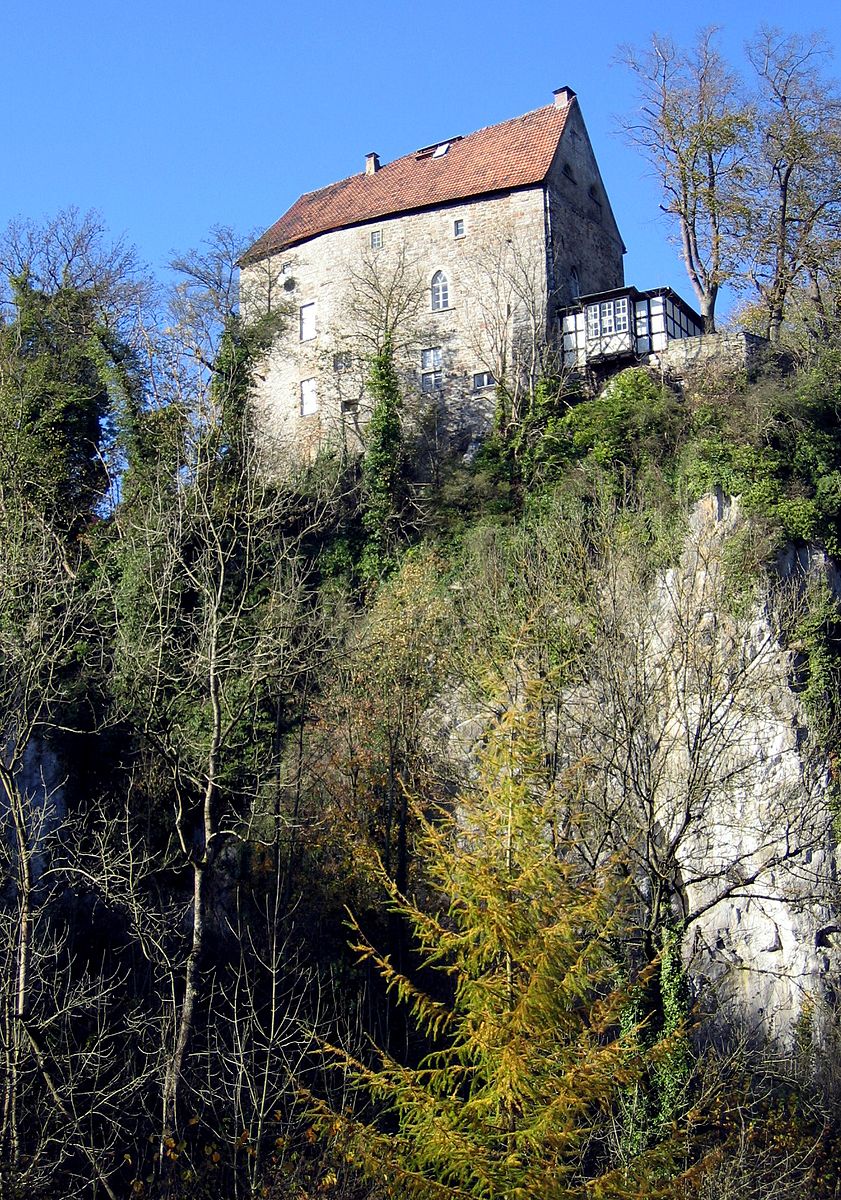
[241,104,625,464]
[543,101,625,308]
[241,186,548,461]
[659,330,768,381]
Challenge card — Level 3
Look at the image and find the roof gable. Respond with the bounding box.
[242,101,573,263]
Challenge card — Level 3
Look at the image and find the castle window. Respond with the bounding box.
[421,347,442,391]
[454,219,465,238]
[473,371,496,390]
[586,297,630,339]
[333,351,352,372]
[431,271,449,311]
[299,303,315,341]
[371,229,383,249]
[300,377,318,416]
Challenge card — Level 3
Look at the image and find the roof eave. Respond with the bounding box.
[241,180,550,263]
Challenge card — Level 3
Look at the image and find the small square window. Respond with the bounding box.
[300,378,318,416]
[421,346,442,391]
[299,303,315,341]
[473,371,496,390]
[333,351,352,372]
[454,219,465,238]
[370,229,383,249]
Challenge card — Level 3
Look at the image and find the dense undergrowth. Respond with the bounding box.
[287,350,841,1199]
[5,264,841,1200]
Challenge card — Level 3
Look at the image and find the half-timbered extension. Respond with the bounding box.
[561,286,703,371]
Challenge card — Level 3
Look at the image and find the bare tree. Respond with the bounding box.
[742,28,841,343]
[0,207,156,350]
[169,224,283,374]
[450,493,834,1038]
[110,323,330,1184]
[343,240,427,358]
[0,497,139,1199]
[620,29,753,332]
[461,226,560,433]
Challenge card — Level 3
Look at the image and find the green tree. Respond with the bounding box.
[315,702,686,1200]
[0,274,119,547]
[360,334,410,575]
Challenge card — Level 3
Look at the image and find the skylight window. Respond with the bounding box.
[415,135,461,160]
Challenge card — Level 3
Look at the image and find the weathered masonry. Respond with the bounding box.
[239,88,627,456]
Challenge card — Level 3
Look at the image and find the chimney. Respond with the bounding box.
[553,86,576,108]
[365,152,380,175]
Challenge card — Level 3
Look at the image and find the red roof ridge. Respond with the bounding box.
[241,99,574,264]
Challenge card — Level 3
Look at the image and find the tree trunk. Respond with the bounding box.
[700,290,718,334]
[0,765,32,1177]
[161,859,209,1152]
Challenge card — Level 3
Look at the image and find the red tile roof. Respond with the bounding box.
[241,101,573,263]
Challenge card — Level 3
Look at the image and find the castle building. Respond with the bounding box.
[240,87,628,455]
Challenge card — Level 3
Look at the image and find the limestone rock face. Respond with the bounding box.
[429,492,841,1046]
[672,495,839,1043]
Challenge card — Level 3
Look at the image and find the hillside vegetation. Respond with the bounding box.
[3,220,841,1200]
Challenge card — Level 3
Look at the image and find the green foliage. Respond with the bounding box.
[559,370,686,474]
[303,547,453,907]
[0,274,118,538]
[718,523,776,617]
[791,577,841,756]
[652,929,691,1128]
[618,927,691,1159]
[360,336,410,577]
[316,703,687,1200]
[419,452,518,545]
[678,351,841,553]
[505,374,573,480]
[499,368,685,498]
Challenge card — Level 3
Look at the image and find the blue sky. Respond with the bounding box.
[4,1,841,319]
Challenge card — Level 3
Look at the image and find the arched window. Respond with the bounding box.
[431,270,449,311]
[570,267,580,301]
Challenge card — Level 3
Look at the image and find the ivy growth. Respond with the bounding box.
[360,334,410,577]
[792,577,841,759]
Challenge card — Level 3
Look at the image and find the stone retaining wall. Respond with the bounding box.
[659,330,768,380]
